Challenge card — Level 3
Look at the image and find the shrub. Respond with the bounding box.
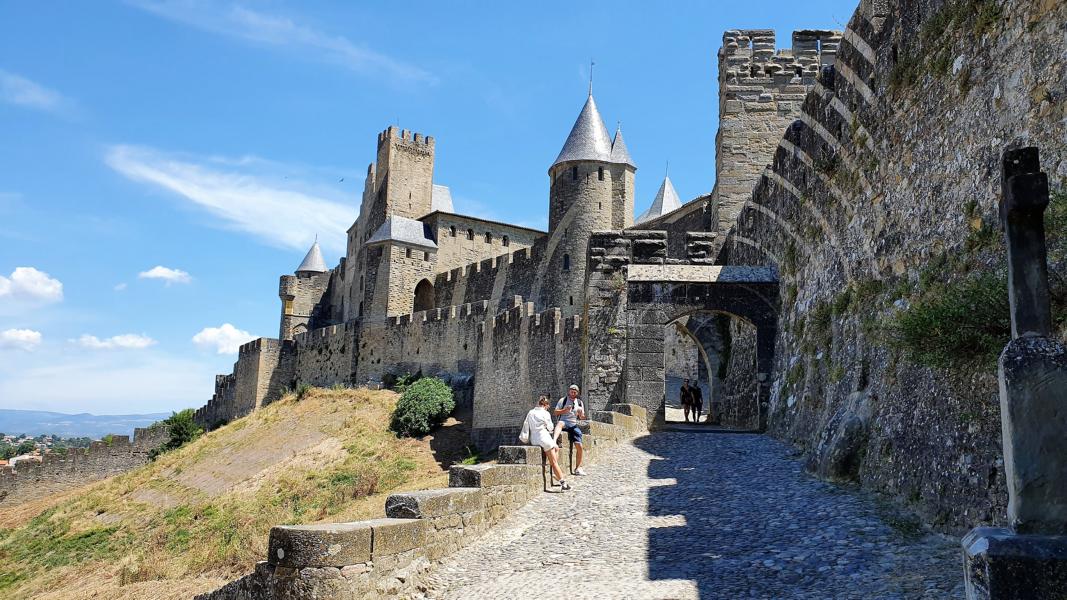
[890,271,1010,369]
[392,372,422,395]
[295,383,313,400]
[148,409,204,460]
[390,377,455,437]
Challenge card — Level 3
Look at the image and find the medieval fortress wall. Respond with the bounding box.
[718,0,1067,529]
[0,425,168,507]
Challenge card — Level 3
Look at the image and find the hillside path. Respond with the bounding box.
[420,432,965,600]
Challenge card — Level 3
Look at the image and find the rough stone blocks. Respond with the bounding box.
[385,488,483,519]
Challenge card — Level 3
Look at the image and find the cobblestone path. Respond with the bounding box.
[422,432,965,600]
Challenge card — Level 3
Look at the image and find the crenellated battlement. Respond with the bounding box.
[377,125,435,150]
[719,29,841,82]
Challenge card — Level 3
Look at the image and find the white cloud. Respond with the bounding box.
[192,323,255,354]
[0,69,74,114]
[128,1,436,85]
[0,267,63,303]
[75,333,157,350]
[0,329,42,351]
[106,144,353,253]
[138,265,192,285]
[114,282,128,291]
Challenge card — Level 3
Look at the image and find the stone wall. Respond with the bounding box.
[278,271,333,340]
[293,323,359,387]
[197,338,296,430]
[470,303,583,451]
[195,405,648,600]
[425,212,544,275]
[432,241,545,315]
[0,425,169,507]
[716,0,1067,530]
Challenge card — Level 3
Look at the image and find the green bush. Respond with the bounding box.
[149,409,204,460]
[389,377,455,437]
[891,271,1010,369]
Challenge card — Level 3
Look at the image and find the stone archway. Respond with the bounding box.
[413,279,434,312]
[582,231,779,431]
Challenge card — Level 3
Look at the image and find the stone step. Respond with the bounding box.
[609,403,648,424]
[591,410,641,435]
[267,518,426,568]
[385,488,483,519]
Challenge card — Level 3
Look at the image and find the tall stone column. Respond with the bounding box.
[962,147,1067,599]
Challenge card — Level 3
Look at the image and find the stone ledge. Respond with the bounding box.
[497,445,543,465]
[385,488,483,519]
[448,463,538,488]
[268,522,373,568]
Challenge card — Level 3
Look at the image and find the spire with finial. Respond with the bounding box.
[295,237,328,276]
[551,70,636,171]
[635,171,682,224]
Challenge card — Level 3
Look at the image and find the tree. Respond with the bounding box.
[15,440,36,456]
[148,409,203,460]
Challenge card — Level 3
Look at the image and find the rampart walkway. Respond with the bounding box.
[422,432,964,599]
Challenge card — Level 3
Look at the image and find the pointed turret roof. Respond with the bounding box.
[635,176,683,224]
[609,126,636,168]
[295,240,328,275]
[551,94,615,169]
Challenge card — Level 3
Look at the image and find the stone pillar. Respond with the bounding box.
[962,147,1067,599]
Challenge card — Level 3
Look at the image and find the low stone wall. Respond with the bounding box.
[195,404,647,600]
[0,425,169,507]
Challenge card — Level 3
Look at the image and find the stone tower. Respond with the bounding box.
[546,93,636,313]
[279,240,329,340]
[373,126,435,224]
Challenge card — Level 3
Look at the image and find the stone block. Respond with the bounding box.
[268,522,373,568]
[962,527,1067,599]
[610,403,648,423]
[365,518,427,557]
[448,464,535,488]
[384,488,483,519]
[497,445,543,465]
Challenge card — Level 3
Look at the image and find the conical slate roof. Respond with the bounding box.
[635,176,683,224]
[295,240,328,275]
[551,94,614,169]
[610,127,636,168]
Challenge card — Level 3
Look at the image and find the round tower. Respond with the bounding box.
[545,93,636,314]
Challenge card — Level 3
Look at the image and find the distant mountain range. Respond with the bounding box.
[0,409,171,439]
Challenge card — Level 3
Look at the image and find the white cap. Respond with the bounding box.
[569,384,579,391]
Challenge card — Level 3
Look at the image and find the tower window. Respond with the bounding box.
[424,251,430,261]
[502,235,509,247]
[599,202,602,210]
[467,229,474,240]
[571,166,578,180]
[449,226,456,237]
[359,275,363,291]
[562,254,571,271]
[598,167,604,181]
[569,296,574,306]
[485,232,492,244]
[283,299,294,315]
[405,248,412,258]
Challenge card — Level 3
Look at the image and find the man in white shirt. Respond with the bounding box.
[554,384,587,476]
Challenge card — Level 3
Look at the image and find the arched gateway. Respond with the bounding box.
[583,230,779,430]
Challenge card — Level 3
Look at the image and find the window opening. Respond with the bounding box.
[562,254,571,271]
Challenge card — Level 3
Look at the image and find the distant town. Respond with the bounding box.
[0,432,96,467]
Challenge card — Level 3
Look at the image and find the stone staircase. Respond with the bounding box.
[197,404,647,600]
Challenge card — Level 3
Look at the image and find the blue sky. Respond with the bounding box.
[0,1,855,414]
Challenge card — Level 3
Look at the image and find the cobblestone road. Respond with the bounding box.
[421,432,964,600]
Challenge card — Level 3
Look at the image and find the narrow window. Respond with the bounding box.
[562,254,571,271]
[467,229,474,240]
[569,296,574,306]
[449,226,456,237]
[359,275,363,291]
[358,301,364,316]
[598,166,604,181]
[283,299,294,315]
[502,235,509,247]
[598,202,602,210]
[424,251,430,261]
[405,248,412,258]
[485,232,492,244]
[571,166,578,180]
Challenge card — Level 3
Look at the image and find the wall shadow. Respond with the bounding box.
[631,433,959,599]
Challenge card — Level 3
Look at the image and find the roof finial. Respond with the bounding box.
[589,59,595,96]
[665,161,669,177]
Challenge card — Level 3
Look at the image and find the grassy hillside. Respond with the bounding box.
[0,387,471,600]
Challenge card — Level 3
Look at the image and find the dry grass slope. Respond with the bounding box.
[0,388,462,600]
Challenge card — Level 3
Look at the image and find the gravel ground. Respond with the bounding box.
[420,432,964,600]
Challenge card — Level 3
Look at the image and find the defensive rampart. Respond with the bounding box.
[0,425,169,507]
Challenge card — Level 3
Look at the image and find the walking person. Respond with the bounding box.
[690,380,704,423]
[680,378,694,423]
[554,384,587,475]
[520,395,570,490]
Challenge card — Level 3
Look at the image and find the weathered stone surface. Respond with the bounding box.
[447,464,535,489]
[496,445,543,465]
[267,522,373,568]
[384,488,483,519]
[962,527,1067,600]
[365,518,427,557]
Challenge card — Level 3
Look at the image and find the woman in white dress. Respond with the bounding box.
[520,395,570,490]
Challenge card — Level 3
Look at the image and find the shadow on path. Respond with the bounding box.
[634,433,964,599]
